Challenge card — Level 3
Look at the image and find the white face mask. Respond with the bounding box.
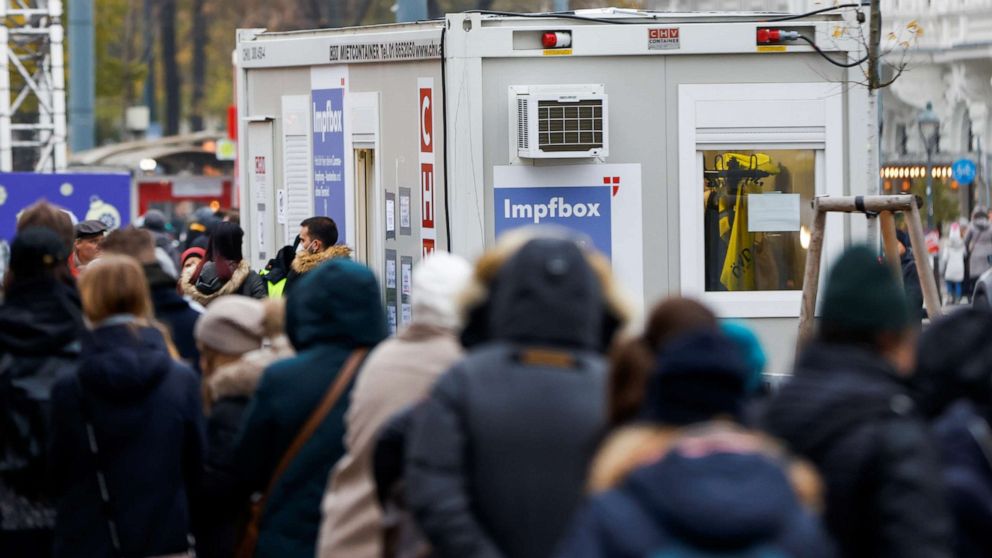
[296,241,307,255]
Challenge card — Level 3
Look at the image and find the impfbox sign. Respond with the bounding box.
[648,28,680,50]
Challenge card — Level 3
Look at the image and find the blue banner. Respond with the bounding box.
[312,87,347,243]
[0,172,131,243]
[494,186,612,258]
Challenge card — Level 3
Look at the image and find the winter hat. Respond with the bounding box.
[721,321,767,395]
[820,245,909,333]
[194,295,266,355]
[411,251,473,330]
[141,209,167,232]
[10,227,68,281]
[181,246,205,267]
[638,330,749,426]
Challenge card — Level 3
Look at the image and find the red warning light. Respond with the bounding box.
[542,31,571,49]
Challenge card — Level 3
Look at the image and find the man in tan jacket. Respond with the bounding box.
[316,251,472,558]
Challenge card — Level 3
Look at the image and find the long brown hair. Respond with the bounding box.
[608,297,718,426]
[79,255,181,358]
[79,255,154,324]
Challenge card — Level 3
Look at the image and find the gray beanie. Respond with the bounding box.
[194,295,266,355]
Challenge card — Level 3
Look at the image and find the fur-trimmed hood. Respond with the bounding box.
[291,244,353,275]
[458,228,631,350]
[206,335,295,401]
[181,259,251,306]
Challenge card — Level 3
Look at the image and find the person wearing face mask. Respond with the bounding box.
[261,217,351,298]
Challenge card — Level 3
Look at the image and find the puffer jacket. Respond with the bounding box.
[405,238,616,558]
[762,343,953,558]
[0,279,82,540]
[932,401,992,557]
[966,216,992,280]
[554,429,835,558]
[49,323,205,558]
[233,259,387,558]
[181,260,266,305]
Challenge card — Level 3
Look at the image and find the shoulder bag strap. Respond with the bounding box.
[75,377,123,558]
[257,347,369,508]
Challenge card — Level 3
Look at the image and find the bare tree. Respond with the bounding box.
[160,0,181,135]
[190,0,207,131]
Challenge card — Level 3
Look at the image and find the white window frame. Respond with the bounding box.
[678,83,845,318]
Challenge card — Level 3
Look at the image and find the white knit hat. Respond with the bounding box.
[411,251,473,330]
[194,295,266,355]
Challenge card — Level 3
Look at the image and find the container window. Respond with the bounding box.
[702,149,815,292]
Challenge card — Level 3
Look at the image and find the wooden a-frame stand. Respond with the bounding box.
[797,194,942,351]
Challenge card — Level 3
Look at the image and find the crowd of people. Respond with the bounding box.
[936,206,992,305]
[1,199,991,558]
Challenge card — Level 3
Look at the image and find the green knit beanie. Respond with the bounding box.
[820,245,910,333]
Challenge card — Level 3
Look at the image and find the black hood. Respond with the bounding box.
[624,449,800,549]
[763,343,910,459]
[77,324,172,405]
[486,237,604,350]
[263,244,297,284]
[0,279,82,355]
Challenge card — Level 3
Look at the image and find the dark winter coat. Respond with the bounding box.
[196,336,294,558]
[49,323,205,558]
[554,448,835,558]
[233,258,387,558]
[762,343,953,558]
[144,262,202,371]
[181,260,266,306]
[405,238,611,558]
[932,401,992,557]
[0,279,81,542]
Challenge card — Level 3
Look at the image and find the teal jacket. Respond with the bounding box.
[234,259,388,558]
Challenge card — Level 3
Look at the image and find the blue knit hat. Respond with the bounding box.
[638,330,749,426]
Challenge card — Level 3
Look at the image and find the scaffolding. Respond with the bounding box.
[0,0,66,172]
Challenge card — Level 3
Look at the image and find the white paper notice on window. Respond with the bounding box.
[748,193,801,232]
[385,198,396,233]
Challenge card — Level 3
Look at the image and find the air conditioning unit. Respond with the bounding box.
[511,84,608,159]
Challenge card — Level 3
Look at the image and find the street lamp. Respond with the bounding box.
[917,101,940,230]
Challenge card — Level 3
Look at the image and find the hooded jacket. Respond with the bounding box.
[554,441,834,558]
[966,216,992,280]
[233,259,387,558]
[284,244,352,295]
[181,260,266,305]
[761,343,952,558]
[49,323,205,558]
[0,279,82,535]
[405,238,613,558]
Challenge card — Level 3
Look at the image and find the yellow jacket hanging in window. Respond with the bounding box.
[720,187,757,291]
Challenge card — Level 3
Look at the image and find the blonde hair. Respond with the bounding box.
[79,254,154,324]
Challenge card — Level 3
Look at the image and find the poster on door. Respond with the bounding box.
[311,66,349,244]
[0,172,131,243]
[493,163,644,302]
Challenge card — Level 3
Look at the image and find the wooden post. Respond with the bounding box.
[797,201,827,347]
[879,211,903,287]
[796,194,942,358]
[906,203,943,320]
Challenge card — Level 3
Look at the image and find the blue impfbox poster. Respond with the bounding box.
[495,186,613,258]
[493,164,644,303]
[311,87,347,243]
[0,172,131,243]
